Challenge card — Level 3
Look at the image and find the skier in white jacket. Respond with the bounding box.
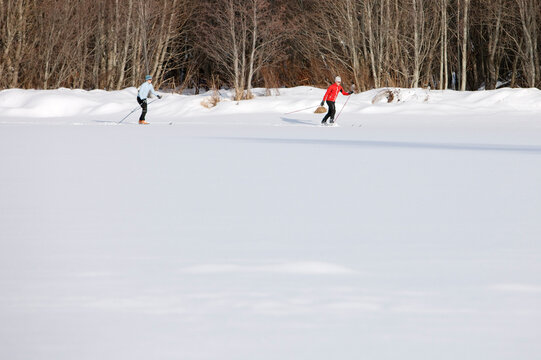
[137,75,161,124]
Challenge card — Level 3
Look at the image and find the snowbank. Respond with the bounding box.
[1,86,541,124]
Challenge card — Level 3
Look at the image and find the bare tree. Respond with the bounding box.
[196,0,286,100]
[0,0,32,88]
[515,0,540,87]
[459,0,471,90]
[440,0,449,89]
[2,0,541,92]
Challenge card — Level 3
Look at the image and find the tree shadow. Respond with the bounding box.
[215,136,541,154]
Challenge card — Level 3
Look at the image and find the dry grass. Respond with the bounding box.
[314,106,327,114]
[371,89,398,104]
[201,89,221,108]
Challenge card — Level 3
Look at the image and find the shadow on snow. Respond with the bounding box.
[213,137,541,154]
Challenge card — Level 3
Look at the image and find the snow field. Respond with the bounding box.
[0,86,541,360]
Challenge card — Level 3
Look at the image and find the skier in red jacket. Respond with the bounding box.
[320,76,352,124]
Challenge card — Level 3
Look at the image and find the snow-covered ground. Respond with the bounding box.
[1,87,541,360]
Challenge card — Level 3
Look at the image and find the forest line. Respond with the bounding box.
[1,0,540,98]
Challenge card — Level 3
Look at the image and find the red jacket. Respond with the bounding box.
[323,83,350,102]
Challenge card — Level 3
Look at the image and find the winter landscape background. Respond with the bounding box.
[3,0,541,95]
[3,0,541,358]
[1,86,540,359]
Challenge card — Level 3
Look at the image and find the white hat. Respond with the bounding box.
[335,76,341,83]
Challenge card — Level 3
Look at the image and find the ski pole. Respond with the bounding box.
[118,97,161,124]
[118,106,140,124]
[335,95,352,122]
[283,105,319,115]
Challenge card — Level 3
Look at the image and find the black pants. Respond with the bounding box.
[137,96,147,120]
[322,100,336,123]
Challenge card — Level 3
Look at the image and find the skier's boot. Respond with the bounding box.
[321,120,327,125]
[139,120,150,125]
[329,119,335,125]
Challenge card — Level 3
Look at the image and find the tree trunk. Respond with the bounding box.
[439,0,448,90]
[413,0,420,87]
[461,0,470,91]
[487,0,503,89]
[117,0,133,89]
[246,0,257,99]
[365,1,379,88]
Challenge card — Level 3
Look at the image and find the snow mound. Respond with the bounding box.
[1,86,541,124]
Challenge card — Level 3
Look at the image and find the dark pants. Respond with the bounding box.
[322,100,336,123]
[137,96,147,120]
